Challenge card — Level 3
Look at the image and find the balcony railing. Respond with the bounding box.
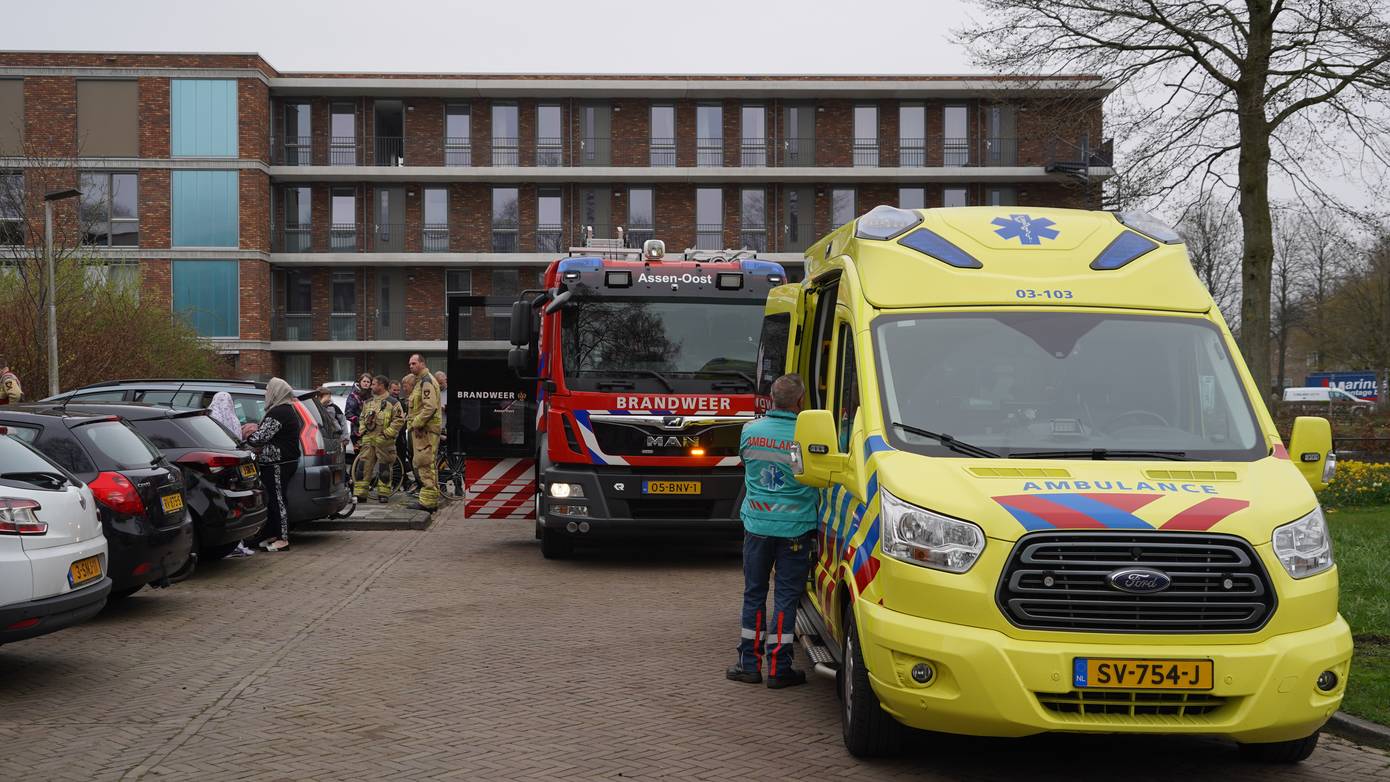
[649,137,676,167]
[694,223,723,250]
[739,226,767,253]
[280,225,311,253]
[740,138,768,167]
[536,137,564,167]
[330,314,357,341]
[330,223,358,251]
[492,227,518,253]
[329,136,357,166]
[492,137,520,166]
[423,224,449,252]
[374,137,404,167]
[445,137,472,166]
[696,137,723,167]
[853,138,880,167]
[372,222,405,252]
[536,223,564,253]
[278,313,313,341]
[279,135,312,166]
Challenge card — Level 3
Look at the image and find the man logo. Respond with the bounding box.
[661,416,686,430]
[646,435,700,448]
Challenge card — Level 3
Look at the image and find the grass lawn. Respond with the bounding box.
[1327,506,1390,725]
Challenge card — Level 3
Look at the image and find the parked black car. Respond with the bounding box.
[60,404,267,560]
[46,380,351,524]
[0,407,195,599]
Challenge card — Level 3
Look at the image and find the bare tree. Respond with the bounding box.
[1324,230,1390,370]
[1270,210,1310,389]
[957,0,1390,396]
[1292,207,1354,363]
[1175,195,1242,325]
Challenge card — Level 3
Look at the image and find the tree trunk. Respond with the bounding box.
[1236,114,1275,399]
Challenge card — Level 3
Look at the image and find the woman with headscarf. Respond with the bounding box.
[208,391,241,438]
[243,378,302,552]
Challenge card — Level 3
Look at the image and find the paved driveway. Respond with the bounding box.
[2,505,1387,781]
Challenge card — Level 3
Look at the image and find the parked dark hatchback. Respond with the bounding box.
[61,404,267,561]
[0,407,195,599]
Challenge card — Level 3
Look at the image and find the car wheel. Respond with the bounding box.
[841,609,901,758]
[1238,731,1320,763]
[540,526,574,559]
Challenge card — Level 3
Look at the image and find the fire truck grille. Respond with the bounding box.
[591,420,741,457]
[996,532,1276,633]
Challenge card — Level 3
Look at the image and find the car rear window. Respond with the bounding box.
[177,413,239,449]
[0,434,77,491]
[130,418,200,449]
[232,394,265,424]
[73,420,163,470]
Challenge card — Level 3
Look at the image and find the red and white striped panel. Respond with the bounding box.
[463,457,537,520]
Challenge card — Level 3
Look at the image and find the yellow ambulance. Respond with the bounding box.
[760,206,1350,762]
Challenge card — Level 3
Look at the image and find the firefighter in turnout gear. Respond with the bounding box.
[407,353,443,512]
[0,359,21,405]
[353,375,403,502]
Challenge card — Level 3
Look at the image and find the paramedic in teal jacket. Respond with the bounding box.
[727,374,820,689]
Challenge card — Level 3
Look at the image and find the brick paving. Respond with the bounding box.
[1,504,1387,781]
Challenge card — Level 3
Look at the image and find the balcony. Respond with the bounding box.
[277,313,313,341]
[696,137,723,167]
[445,137,472,166]
[372,222,405,252]
[536,137,564,167]
[330,223,358,251]
[423,224,449,252]
[279,225,311,253]
[491,137,520,166]
[491,227,518,253]
[536,224,564,253]
[330,314,358,341]
[649,137,676,167]
[740,226,768,253]
[694,224,723,250]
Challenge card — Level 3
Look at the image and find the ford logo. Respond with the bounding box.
[1107,568,1172,594]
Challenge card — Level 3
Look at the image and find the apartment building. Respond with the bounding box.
[0,52,1113,386]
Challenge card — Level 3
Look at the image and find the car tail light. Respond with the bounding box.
[293,400,326,457]
[89,471,146,516]
[0,497,47,535]
[177,451,242,474]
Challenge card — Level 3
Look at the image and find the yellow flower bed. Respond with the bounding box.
[1319,460,1390,508]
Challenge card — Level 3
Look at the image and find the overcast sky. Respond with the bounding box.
[1,0,981,74]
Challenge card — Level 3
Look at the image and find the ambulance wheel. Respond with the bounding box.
[1238,731,1319,763]
[841,610,901,758]
[540,527,573,559]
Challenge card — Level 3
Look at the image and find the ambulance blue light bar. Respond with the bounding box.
[740,260,787,284]
[898,228,983,269]
[1090,231,1159,270]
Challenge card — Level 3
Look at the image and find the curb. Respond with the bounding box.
[1326,711,1390,750]
[306,507,434,531]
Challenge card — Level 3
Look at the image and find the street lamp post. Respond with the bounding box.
[43,188,81,398]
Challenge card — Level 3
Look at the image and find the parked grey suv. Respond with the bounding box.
[46,380,351,524]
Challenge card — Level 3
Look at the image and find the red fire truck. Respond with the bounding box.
[500,238,788,557]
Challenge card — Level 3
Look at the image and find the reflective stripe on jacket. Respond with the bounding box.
[738,410,819,537]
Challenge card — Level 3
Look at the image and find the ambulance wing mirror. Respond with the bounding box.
[793,409,849,489]
[1288,416,1335,492]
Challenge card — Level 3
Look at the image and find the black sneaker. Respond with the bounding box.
[725,666,762,684]
[766,669,807,689]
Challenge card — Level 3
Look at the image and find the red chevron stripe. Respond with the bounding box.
[1079,493,1163,514]
[995,494,1106,528]
[1161,498,1251,531]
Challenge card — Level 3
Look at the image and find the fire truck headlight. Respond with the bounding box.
[548,482,585,499]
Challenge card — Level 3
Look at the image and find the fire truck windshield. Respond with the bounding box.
[560,298,764,392]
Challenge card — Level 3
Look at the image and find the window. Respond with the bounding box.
[445,104,471,165]
[172,260,238,337]
[330,102,356,165]
[0,80,21,156]
[79,172,138,247]
[986,187,1017,206]
[696,104,722,166]
[492,103,518,166]
[171,170,237,247]
[899,103,925,167]
[282,186,311,252]
[944,105,969,165]
[326,188,357,252]
[0,171,23,244]
[283,102,311,165]
[741,105,766,166]
[537,104,562,166]
[580,103,610,166]
[783,103,814,166]
[446,269,472,338]
[77,80,137,157]
[491,187,519,252]
[831,187,855,228]
[898,187,926,210]
[423,187,448,252]
[628,187,654,246]
[807,279,841,409]
[943,187,968,208]
[650,104,675,166]
[283,355,311,390]
[490,269,519,339]
[537,188,562,252]
[695,187,722,249]
[171,79,237,157]
[755,312,791,396]
[985,104,1017,165]
[85,261,140,295]
[331,271,356,340]
[853,105,878,166]
[284,269,312,313]
[332,356,356,382]
[740,188,766,252]
[834,322,859,453]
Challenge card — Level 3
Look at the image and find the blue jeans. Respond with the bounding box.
[736,529,815,676]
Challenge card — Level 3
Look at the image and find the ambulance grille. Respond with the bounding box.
[1036,690,1229,718]
[996,532,1276,633]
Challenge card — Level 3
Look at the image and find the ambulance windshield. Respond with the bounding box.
[873,312,1266,461]
[561,298,764,392]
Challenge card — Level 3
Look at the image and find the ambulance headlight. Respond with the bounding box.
[1273,506,1334,579]
[880,489,984,573]
[547,482,585,499]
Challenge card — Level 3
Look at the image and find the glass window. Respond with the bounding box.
[537,188,562,253]
[172,170,238,247]
[331,187,355,251]
[445,103,471,165]
[873,313,1264,460]
[172,259,238,337]
[330,102,356,165]
[0,171,20,244]
[561,300,765,384]
[284,269,312,313]
[650,105,675,166]
[834,322,859,453]
[331,271,355,313]
[628,187,654,246]
[282,103,311,164]
[944,105,969,165]
[987,187,1017,206]
[755,312,791,396]
[84,261,139,295]
[831,187,855,228]
[898,187,926,210]
[943,187,968,208]
[0,80,21,156]
[281,186,310,252]
[423,187,448,252]
[77,80,138,157]
[741,105,766,166]
[537,104,562,166]
[492,187,519,252]
[899,103,925,166]
[854,105,878,165]
[696,104,722,166]
[73,420,161,472]
[283,355,311,390]
[171,79,238,157]
[492,269,520,298]
[492,103,519,165]
[695,187,722,250]
[79,172,138,247]
[740,188,766,252]
[446,269,473,295]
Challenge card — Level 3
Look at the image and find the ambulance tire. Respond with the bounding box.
[540,527,574,559]
[1237,731,1319,764]
[841,610,901,758]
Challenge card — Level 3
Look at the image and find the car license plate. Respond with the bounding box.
[68,555,102,588]
[161,492,185,515]
[642,480,701,495]
[240,463,257,479]
[1074,658,1213,690]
